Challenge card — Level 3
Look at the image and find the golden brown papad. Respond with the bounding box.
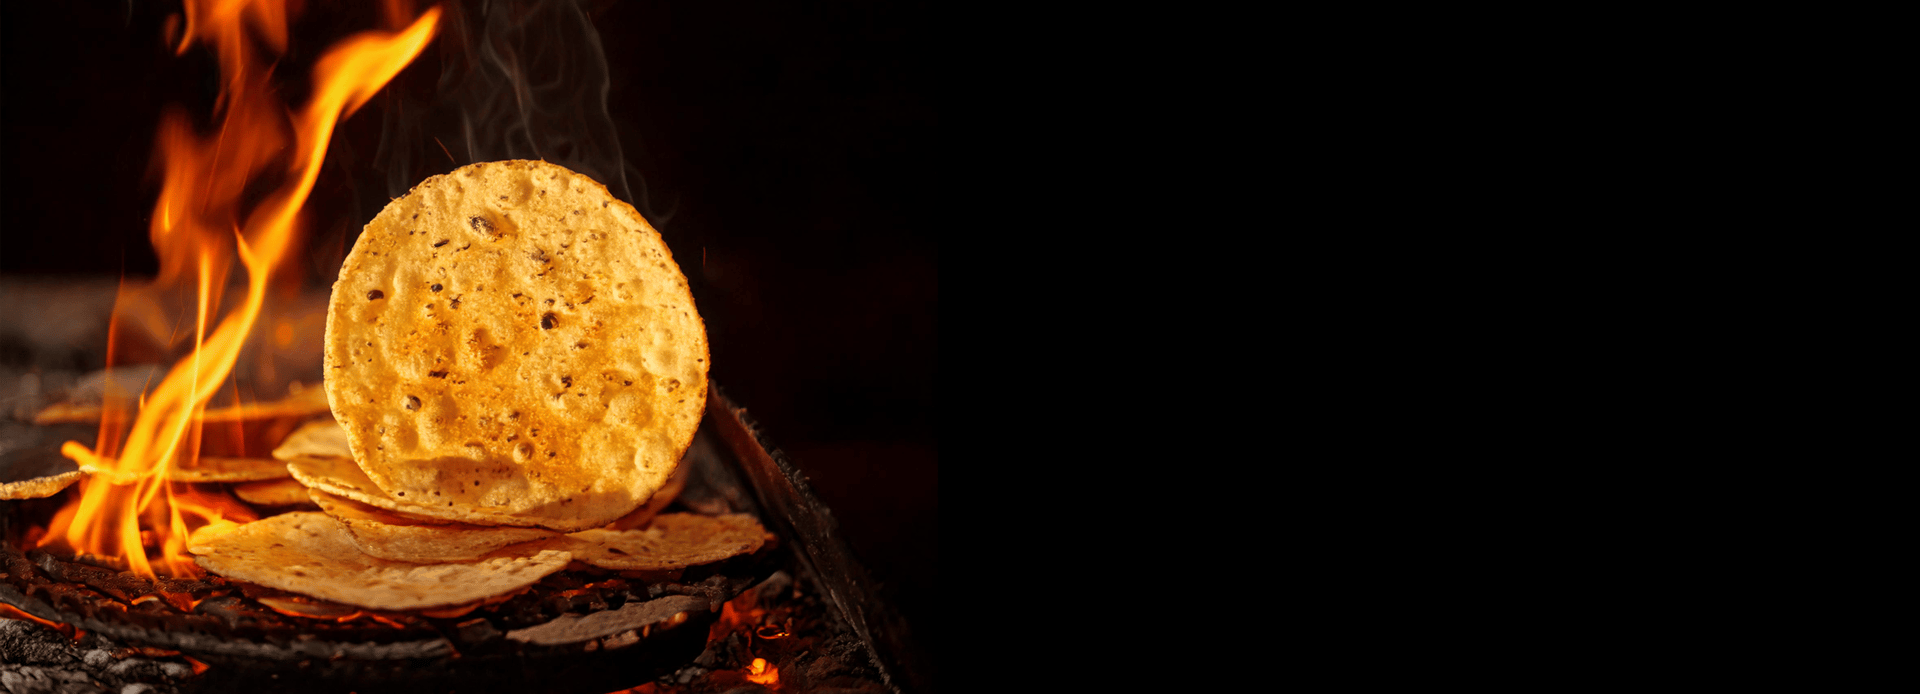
[272,418,351,461]
[198,383,331,422]
[309,489,557,563]
[0,470,87,500]
[190,512,571,611]
[545,513,767,571]
[232,478,315,506]
[166,456,291,483]
[33,382,330,426]
[324,160,708,532]
[284,454,559,528]
[606,460,689,530]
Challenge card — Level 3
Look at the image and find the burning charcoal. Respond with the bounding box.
[191,595,248,624]
[29,552,70,584]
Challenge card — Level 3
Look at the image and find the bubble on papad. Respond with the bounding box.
[232,478,315,506]
[545,513,767,571]
[273,418,350,461]
[310,488,556,563]
[324,160,708,532]
[190,512,570,611]
[166,456,291,483]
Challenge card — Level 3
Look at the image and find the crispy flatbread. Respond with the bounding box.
[285,454,557,528]
[546,513,767,571]
[190,512,571,611]
[272,418,351,461]
[0,470,86,500]
[310,489,556,563]
[324,160,708,532]
[166,456,290,483]
[198,383,331,422]
[607,461,688,530]
[33,381,329,426]
[232,478,315,506]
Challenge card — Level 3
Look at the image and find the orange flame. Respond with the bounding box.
[38,3,442,578]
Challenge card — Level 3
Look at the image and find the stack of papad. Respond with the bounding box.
[190,161,757,611]
[174,455,308,507]
[308,488,557,563]
[165,456,291,483]
[189,512,571,611]
[287,452,546,527]
[231,478,313,506]
[272,418,352,460]
[323,159,708,533]
[543,514,769,571]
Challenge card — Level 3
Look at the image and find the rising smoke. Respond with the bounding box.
[365,0,657,228]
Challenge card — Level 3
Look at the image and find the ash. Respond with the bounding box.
[2,617,198,694]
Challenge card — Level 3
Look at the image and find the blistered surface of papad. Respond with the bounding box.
[190,512,571,611]
[324,160,709,532]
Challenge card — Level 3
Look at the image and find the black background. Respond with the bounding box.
[0,0,938,671]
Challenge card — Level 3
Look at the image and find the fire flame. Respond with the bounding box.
[38,2,442,578]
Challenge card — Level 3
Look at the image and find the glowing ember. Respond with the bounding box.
[36,2,442,578]
[0,604,83,641]
[745,657,779,686]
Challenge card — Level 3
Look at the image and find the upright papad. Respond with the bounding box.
[326,160,708,532]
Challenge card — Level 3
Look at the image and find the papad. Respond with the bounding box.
[167,456,290,483]
[190,512,570,611]
[324,160,708,532]
[272,418,350,461]
[233,478,315,506]
[546,513,767,571]
[285,454,566,529]
[310,489,556,563]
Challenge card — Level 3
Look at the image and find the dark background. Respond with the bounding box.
[0,0,937,669]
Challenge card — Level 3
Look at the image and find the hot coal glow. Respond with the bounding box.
[35,1,443,579]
